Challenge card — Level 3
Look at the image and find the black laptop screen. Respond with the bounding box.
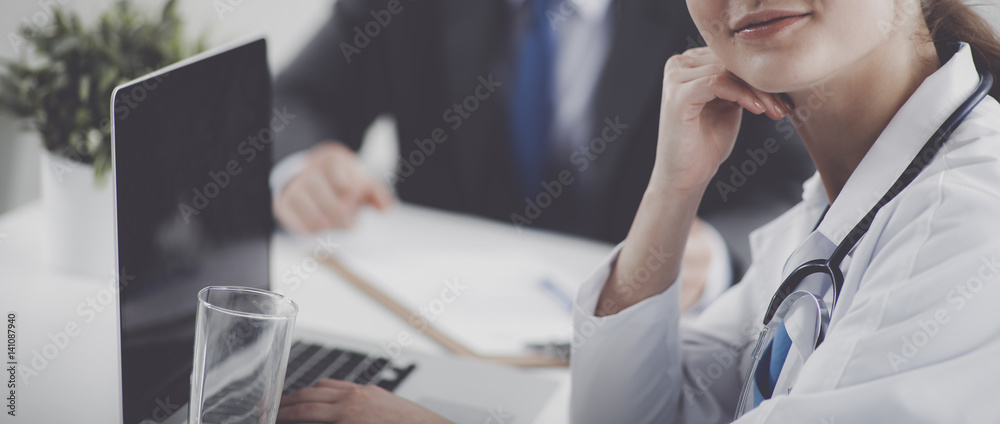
[113,39,273,424]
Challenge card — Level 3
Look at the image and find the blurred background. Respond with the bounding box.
[2,0,999,214]
[0,0,401,214]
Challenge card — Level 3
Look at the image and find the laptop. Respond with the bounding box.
[111,37,558,424]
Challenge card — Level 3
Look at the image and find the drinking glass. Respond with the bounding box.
[189,286,298,424]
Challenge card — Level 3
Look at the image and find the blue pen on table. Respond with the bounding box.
[539,278,573,314]
[526,341,571,361]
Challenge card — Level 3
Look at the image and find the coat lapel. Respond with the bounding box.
[440,0,514,210]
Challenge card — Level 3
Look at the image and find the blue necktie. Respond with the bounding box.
[509,0,555,196]
[752,323,793,407]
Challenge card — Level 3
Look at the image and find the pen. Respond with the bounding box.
[539,278,573,314]
[526,342,571,361]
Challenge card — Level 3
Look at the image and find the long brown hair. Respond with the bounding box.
[924,0,1000,98]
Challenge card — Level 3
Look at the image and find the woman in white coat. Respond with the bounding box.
[571,0,1000,423]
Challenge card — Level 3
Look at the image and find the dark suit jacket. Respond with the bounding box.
[273,0,815,270]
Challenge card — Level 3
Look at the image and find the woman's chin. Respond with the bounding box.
[738,71,817,96]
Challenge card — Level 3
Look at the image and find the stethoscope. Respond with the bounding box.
[734,70,995,419]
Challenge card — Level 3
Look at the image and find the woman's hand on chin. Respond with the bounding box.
[652,47,791,193]
[277,379,453,424]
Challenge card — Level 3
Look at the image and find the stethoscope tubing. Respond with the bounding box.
[736,70,995,421]
[761,71,994,327]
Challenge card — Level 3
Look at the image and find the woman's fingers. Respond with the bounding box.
[276,401,342,423]
[280,386,353,407]
[666,51,721,76]
[314,379,361,390]
[678,73,768,117]
[665,54,758,118]
[747,84,791,120]
[277,382,360,423]
[667,63,728,84]
[278,379,361,423]
[682,46,716,59]
[666,50,789,120]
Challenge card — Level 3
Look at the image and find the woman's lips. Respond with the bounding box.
[734,13,810,41]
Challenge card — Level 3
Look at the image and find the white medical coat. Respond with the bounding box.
[570,43,1000,423]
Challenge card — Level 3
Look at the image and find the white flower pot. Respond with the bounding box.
[40,150,115,277]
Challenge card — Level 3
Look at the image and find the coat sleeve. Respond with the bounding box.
[271,0,395,161]
[570,244,755,424]
[570,176,1000,424]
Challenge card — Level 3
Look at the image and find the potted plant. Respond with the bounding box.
[0,0,202,276]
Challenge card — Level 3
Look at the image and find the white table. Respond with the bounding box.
[0,201,615,423]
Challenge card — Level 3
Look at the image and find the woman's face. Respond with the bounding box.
[686,0,911,93]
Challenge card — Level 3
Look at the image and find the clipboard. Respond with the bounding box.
[320,255,570,367]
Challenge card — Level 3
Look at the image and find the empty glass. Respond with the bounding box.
[190,286,298,424]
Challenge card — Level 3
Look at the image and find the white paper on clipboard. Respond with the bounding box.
[322,203,614,357]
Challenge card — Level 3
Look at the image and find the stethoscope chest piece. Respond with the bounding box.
[733,70,994,420]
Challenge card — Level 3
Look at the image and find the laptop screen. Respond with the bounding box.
[112,38,273,424]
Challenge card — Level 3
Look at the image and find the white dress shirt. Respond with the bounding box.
[271,0,617,194]
[570,43,1000,423]
[544,0,615,160]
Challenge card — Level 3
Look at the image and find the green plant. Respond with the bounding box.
[0,0,202,181]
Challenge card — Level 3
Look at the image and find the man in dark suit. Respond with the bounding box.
[270,0,813,284]
[271,0,813,420]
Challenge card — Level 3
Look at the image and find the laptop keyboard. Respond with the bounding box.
[198,342,417,423]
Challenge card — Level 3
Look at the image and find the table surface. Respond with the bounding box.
[0,201,615,423]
